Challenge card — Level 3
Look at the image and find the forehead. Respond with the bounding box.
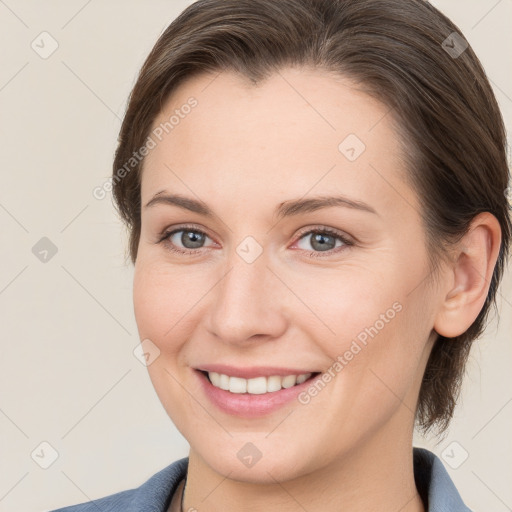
[141,67,418,220]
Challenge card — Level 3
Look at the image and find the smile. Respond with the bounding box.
[195,367,321,418]
[206,371,313,394]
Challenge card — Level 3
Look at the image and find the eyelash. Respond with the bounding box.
[157,223,354,259]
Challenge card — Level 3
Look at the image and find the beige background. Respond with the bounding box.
[0,1,510,511]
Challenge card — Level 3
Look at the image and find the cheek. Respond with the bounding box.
[133,261,190,341]
[303,306,423,449]
[132,258,217,379]
[284,262,399,354]
[133,261,203,427]
[300,264,429,418]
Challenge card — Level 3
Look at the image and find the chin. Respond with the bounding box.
[192,435,315,484]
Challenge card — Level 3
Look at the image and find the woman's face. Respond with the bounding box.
[134,67,442,482]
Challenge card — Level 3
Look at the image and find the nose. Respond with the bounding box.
[204,251,288,346]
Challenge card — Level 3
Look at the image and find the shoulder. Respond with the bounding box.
[47,457,189,512]
[413,447,473,512]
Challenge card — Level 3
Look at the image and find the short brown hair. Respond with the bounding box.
[112,0,511,435]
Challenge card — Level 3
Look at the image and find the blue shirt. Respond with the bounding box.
[48,447,472,511]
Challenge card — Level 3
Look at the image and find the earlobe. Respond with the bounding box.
[433,212,502,339]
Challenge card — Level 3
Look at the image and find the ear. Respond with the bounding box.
[433,212,502,338]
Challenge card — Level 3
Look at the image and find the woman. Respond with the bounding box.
[51,0,510,510]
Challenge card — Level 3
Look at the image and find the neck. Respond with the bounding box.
[182,418,425,512]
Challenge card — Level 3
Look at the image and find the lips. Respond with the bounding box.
[194,366,321,418]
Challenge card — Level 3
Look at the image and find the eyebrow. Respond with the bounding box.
[144,191,378,219]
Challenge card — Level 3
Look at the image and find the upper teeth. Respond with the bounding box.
[207,371,312,394]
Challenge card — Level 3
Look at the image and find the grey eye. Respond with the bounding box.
[169,229,209,249]
[297,231,343,252]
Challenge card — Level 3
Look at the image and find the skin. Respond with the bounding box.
[133,67,501,512]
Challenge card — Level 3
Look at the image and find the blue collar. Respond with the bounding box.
[413,447,472,511]
[146,448,472,511]
[51,447,472,511]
